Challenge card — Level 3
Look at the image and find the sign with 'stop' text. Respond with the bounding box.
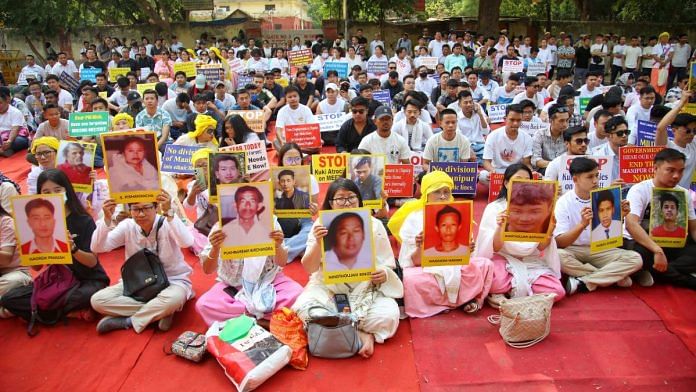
[312,153,348,183]
[285,123,321,149]
[487,104,508,124]
[384,164,414,197]
[317,112,349,133]
[227,110,265,134]
[619,146,664,183]
[502,59,523,73]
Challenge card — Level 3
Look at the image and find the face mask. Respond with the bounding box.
[321,53,329,59]
[419,72,427,78]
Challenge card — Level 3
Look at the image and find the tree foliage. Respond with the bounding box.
[306,0,414,25]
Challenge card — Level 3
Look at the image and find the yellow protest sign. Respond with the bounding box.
[109,67,131,83]
[136,83,157,96]
[312,153,348,183]
[174,62,196,78]
[320,208,376,284]
[218,182,275,259]
[11,194,72,266]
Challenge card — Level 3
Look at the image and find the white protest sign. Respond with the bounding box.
[219,140,269,174]
[419,57,439,70]
[409,151,425,176]
[559,155,613,194]
[317,112,350,133]
[526,62,547,76]
[228,58,244,74]
[502,59,524,73]
[487,104,508,124]
[139,67,151,81]
[519,121,549,137]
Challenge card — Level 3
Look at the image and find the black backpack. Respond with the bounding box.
[121,217,169,302]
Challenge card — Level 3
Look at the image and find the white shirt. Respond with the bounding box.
[672,43,692,67]
[512,91,544,110]
[624,46,642,69]
[215,93,237,112]
[57,89,74,110]
[423,132,472,163]
[246,57,269,73]
[357,131,411,164]
[626,104,652,144]
[578,84,602,99]
[588,127,609,150]
[482,128,533,172]
[652,43,674,69]
[554,189,592,246]
[276,104,316,133]
[641,45,655,69]
[392,118,433,151]
[269,58,289,73]
[318,98,347,114]
[162,98,189,122]
[491,86,517,104]
[457,110,488,144]
[667,140,696,189]
[538,47,554,66]
[590,43,608,66]
[51,61,78,77]
[415,77,437,99]
[109,90,131,109]
[0,105,26,130]
[612,44,625,67]
[428,39,445,58]
[624,180,696,239]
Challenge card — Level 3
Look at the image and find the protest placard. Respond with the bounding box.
[59,71,80,94]
[519,121,548,137]
[419,57,439,70]
[487,104,508,124]
[683,61,696,115]
[218,182,275,259]
[197,66,224,83]
[409,151,425,177]
[579,97,591,114]
[173,62,197,78]
[161,144,200,174]
[228,58,244,74]
[373,90,391,107]
[98,91,108,99]
[526,62,547,76]
[317,112,349,133]
[11,194,71,266]
[488,173,505,202]
[80,68,101,83]
[635,120,673,146]
[323,61,349,78]
[271,166,312,218]
[349,155,385,209]
[69,112,110,137]
[138,67,151,81]
[227,110,265,134]
[312,153,348,183]
[502,59,524,73]
[429,162,478,195]
[56,140,96,193]
[101,131,161,204]
[109,67,130,83]
[558,155,613,194]
[219,140,270,174]
[236,74,253,89]
[320,208,376,284]
[136,82,157,96]
[287,49,313,66]
[619,146,664,183]
[422,201,473,267]
[502,179,558,242]
[208,151,247,204]
[590,186,624,253]
[384,164,414,197]
[428,73,441,84]
[649,187,688,248]
[367,59,388,75]
[285,123,321,149]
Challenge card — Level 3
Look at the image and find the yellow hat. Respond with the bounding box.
[31,136,60,155]
[191,147,213,168]
[659,32,670,40]
[113,112,134,128]
[186,49,197,59]
[189,114,218,144]
[209,47,222,60]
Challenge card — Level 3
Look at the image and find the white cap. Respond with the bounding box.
[325,83,338,91]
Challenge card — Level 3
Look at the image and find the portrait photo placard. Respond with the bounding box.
[271,165,312,218]
[101,131,161,204]
[11,194,71,266]
[320,208,376,284]
[422,201,473,267]
[218,182,275,259]
[590,186,624,253]
[56,140,96,193]
[349,154,385,209]
[208,151,247,204]
[503,179,558,242]
[649,188,688,248]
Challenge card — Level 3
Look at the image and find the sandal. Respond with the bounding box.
[462,300,480,314]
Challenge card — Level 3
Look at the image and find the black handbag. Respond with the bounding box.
[121,216,169,302]
[194,203,218,237]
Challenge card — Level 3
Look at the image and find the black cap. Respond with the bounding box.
[374,105,393,119]
[559,85,580,97]
[673,113,696,127]
[127,91,141,101]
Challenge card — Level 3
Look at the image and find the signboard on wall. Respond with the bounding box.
[182,0,214,10]
[263,29,324,47]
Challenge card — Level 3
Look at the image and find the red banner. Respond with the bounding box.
[285,123,321,149]
[384,164,414,197]
[619,146,664,183]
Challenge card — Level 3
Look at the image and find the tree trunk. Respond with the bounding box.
[477,0,502,37]
[24,36,46,64]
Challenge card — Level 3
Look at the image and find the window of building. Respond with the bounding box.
[264,4,276,11]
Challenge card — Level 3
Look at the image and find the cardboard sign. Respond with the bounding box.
[228,58,244,73]
[219,140,270,174]
[312,153,348,183]
[56,140,96,193]
[161,144,200,174]
[320,208,376,284]
[419,56,439,70]
[173,62,197,78]
[228,110,265,133]
[428,73,441,84]
[80,68,101,83]
[649,187,688,248]
[635,120,673,146]
[373,90,392,107]
[136,82,157,96]
[139,67,151,81]
[502,179,558,242]
[98,91,108,99]
[429,162,478,195]
[317,112,349,133]
[487,104,508,124]
[421,201,473,267]
[59,71,80,94]
[558,155,613,194]
[526,62,547,76]
[502,59,524,73]
[323,61,349,78]
[11,194,71,266]
[619,146,664,183]
[409,151,425,177]
[237,74,253,89]
[519,121,548,137]
[590,186,624,253]
[218,182,275,259]
[69,112,110,137]
[285,123,321,149]
[349,154,386,209]
[683,61,696,115]
[101,131,162,204]
[197,66,224,83]
[579,97,591,114]
[384,164,414,197]
[287,49,313,66]
[271,166,312,218]
[109,67,130,83]
[366,59,388,74]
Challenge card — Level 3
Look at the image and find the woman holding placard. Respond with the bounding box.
[292,178,403,358]
[474,164,565,304]
[1,169,110,323]
[388,171,494,318]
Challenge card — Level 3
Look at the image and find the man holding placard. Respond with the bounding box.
[655,92,696,189]
[624,148,696,289]
[554,158,642,295]
[423,109,474,172]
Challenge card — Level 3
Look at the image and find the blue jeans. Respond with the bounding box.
[284,218,313,262]
[471,142,485,166]
[93,145,104,168]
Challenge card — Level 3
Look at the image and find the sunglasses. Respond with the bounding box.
[573,138,591,145]
[611,129,631,137]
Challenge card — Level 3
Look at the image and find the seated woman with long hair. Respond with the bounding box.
[388,170,494,318]
[292,178,403,358]
[474,163,565,305]
[1,169,110,324]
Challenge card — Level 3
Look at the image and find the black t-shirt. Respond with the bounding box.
[296,82,316,105]
[137,56,156,72]
[118,58,139,72]
[576,46,591,68]
[336,118,377,153]
[66,214,109,284]
[382,81,404,98]
[357,37,368,45]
